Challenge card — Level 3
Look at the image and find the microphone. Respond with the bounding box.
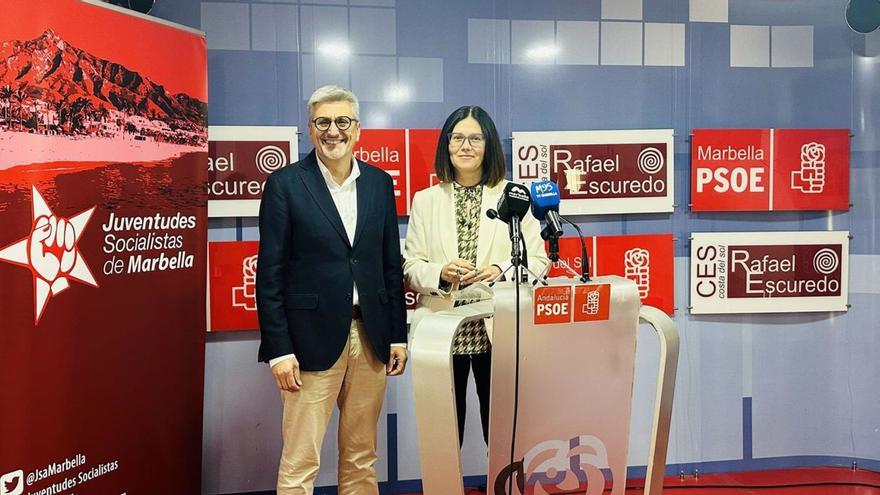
[487,182,532,271]
[529,180,564,241]
[495,182,531,223]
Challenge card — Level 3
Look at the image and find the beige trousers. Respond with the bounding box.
[277,320,387,495]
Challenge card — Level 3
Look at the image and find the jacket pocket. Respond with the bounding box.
[286,293,318,309]
[378,288,389,304]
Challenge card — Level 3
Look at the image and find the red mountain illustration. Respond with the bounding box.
[0,28,206,136]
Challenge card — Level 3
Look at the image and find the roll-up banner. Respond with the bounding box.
[691,129,850,211]
[690,231,849,314]
[208,126,298,217]
[513,129,675,214]
[0,0,207,493]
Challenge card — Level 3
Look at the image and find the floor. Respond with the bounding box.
[406,467,880,495]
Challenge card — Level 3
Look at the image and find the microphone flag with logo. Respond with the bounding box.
[496,182,531,222]
[530,179,564,240]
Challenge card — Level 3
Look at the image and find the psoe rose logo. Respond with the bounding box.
[624,247,650,299]
[232,255,258,311]
[0,187,98,324]
[791,142,826,194]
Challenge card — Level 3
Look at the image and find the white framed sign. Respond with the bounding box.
[208,126,298,217]
[690,231,849,314]
[513,129,675,215]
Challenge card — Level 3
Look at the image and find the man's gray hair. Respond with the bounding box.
[307,85,360,120]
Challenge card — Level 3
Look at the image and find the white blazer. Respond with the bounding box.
[403,180,550,341]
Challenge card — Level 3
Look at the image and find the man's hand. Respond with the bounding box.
[386,346,407,376]
[271,356,303,392]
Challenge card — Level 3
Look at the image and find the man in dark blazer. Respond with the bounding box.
[256,85,407,495]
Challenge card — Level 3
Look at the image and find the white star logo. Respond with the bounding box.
[0,186,98,324]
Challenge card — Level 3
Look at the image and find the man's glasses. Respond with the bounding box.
[312,116,358,131]
[448,133,485,149]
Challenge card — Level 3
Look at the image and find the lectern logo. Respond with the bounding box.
[584,290,600,315]
[232,255,258,311]
[0,187,98,324]
[573,284,610,322]
[493,435,614,495]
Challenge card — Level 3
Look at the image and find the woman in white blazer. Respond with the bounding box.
[403,106,549,448]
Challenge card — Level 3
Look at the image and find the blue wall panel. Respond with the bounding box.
[147,1,880,492]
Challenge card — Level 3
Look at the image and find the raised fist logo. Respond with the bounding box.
[0,186,98,324]
[30,215,77,289]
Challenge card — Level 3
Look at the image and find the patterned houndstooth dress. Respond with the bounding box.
[450,183,490,355]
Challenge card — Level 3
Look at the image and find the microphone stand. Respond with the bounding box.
[490,215,542,286]
[534,225,580,284]
[486,208,540,495]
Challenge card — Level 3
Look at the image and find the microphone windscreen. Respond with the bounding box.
[496,182,531,221]
[530,180,561,221]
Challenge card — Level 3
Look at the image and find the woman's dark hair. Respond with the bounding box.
[434,105,506,187]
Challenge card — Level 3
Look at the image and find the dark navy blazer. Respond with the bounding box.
[256,150,406,371]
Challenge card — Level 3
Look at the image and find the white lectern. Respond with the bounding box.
[411,276,679,495]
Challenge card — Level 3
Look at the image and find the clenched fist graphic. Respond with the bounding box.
[29,214,78,284]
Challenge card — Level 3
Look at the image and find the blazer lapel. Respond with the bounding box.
[299,152,351,248]
[440,183,458,261]
[352,161,374,249]
[477,182,502,267]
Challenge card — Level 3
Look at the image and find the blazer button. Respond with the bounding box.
[350,258,358,264]
[346,293,352,299]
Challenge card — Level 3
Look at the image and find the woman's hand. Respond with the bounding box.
[441,259,476,284]
[460,264,502,286]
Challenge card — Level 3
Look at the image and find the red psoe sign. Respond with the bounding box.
[691,129,849,211]
[546,233,675,315]
[534,285,573,324]
[356,129,440,216]
[208,241,260,332]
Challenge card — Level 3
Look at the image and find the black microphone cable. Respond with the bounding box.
[507,245,522,495]
[560,216,591,282]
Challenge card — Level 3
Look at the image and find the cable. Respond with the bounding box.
[559,216,590,281]
[506,256,522,495]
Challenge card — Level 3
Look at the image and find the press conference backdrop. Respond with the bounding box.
[148,1,880,493]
